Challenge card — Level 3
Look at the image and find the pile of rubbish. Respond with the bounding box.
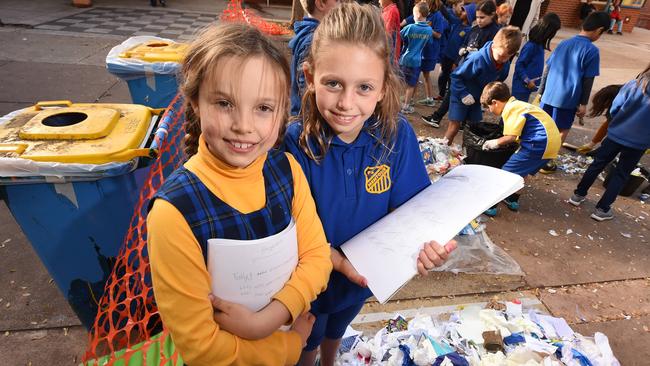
[418,137,464,180]
[336,300,619,366]
[556,154,594,175]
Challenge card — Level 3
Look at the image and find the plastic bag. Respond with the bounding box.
[106,36,181,81]
[430,231,524,276]
[463,123,517,168]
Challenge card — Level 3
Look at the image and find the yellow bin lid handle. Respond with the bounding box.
[35,100,73,110]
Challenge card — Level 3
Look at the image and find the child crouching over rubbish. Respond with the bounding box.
[480,81,561,216]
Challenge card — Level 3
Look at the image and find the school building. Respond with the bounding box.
[542,0,649,32]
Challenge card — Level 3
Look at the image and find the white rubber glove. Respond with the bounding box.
[458,47,467,56]
[461,94,475,106]
[482,139,500,150]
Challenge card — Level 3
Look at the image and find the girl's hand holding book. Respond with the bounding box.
[417,240,457,276]
[331,248,368,287]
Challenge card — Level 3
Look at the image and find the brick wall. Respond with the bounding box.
[544,0,642,32]
[637,0,650,29]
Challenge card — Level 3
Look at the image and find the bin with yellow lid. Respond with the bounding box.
[0,100,167,329]
[106,36,186,108]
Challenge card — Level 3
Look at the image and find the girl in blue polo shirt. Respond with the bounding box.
[283,3,456,366]
[569,65,650,221]
[511,12,561,102]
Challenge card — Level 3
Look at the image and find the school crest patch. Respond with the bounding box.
[364,165,391,194]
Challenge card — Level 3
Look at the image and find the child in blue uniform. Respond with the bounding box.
[538,11,610,172]
[436,0,474,101]
[480,81,561,215]
[289,0,339,116]
[422,0,500,128]
[409,0,446,107]
[569,65,650,221]
[283,3,457,366]
[433,26,522,143]
[511,12,561,102]
[399,2,433,114]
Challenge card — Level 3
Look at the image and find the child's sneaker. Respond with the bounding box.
[607,29,613,34]
[504,199,519,211]
[401,105,415,114]
[568,193,586,206]
[421,114,441,128]
[591,207,614,221]
[417,97,436,106]
[484,206,498,217]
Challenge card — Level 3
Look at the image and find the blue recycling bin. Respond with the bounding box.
[0,101,174,328]
[106,36,186,108]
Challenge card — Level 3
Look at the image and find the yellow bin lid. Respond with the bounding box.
[0,101,161,164]
[119,40,188,63]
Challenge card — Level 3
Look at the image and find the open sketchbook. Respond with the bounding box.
[207,219,297,312]
[340,164,524,304]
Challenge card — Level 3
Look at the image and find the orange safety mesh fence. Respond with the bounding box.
[83,94,186,365]
[220,0,292,36]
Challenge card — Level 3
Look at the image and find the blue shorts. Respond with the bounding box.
[401,65,420,87]
[540,103,576,130]
[502,148,549,177]
[449,99,482,123]
[305,301,366,351]
[420,59,436,72]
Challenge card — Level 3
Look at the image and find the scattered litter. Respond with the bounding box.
[549,230,559,237]
[574,246,581,249]
[4,302,9,308]
[550,190,558,195]
[22,293,31,297]
[1,238,10,245]
[418,137,464,181]
[547,288,557,294]
[564,213,569,217]
[63,327,69,336]
[29,330,47,341]
[4,331,9,336]
[337,303,620,365]
[620,232,632,238]
[557,153,594,175]
[566,229,573,235]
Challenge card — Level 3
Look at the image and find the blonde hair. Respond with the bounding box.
[179,23,290,157]
[300,0,316,15]
[493,26,522,56]
[299,2,403,162]
[415,1,430,18]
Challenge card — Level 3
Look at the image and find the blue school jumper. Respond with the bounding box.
[151,150,294,262]
[541,35,599,110]
[574,80,650,211]
[283,116,430,346]
[606,79,650,150]
[500,97,561,176]
[449,41,510,123]
[288,17,319,116]
[512,42,545,102]
[441,6,474,63]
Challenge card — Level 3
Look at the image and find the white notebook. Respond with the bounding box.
[207,219,298,311]
[340,164,524,303]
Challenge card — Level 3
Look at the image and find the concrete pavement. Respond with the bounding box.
[1,0,650,365]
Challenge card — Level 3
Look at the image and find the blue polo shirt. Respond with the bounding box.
[405,12,446,62]
[512,41,545,97]
[541,35,600,109]
[607,79,650,150]
[399,22,433,68]
[288,17,319,116]
[450,41,510,103]
[283,116,430,312]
